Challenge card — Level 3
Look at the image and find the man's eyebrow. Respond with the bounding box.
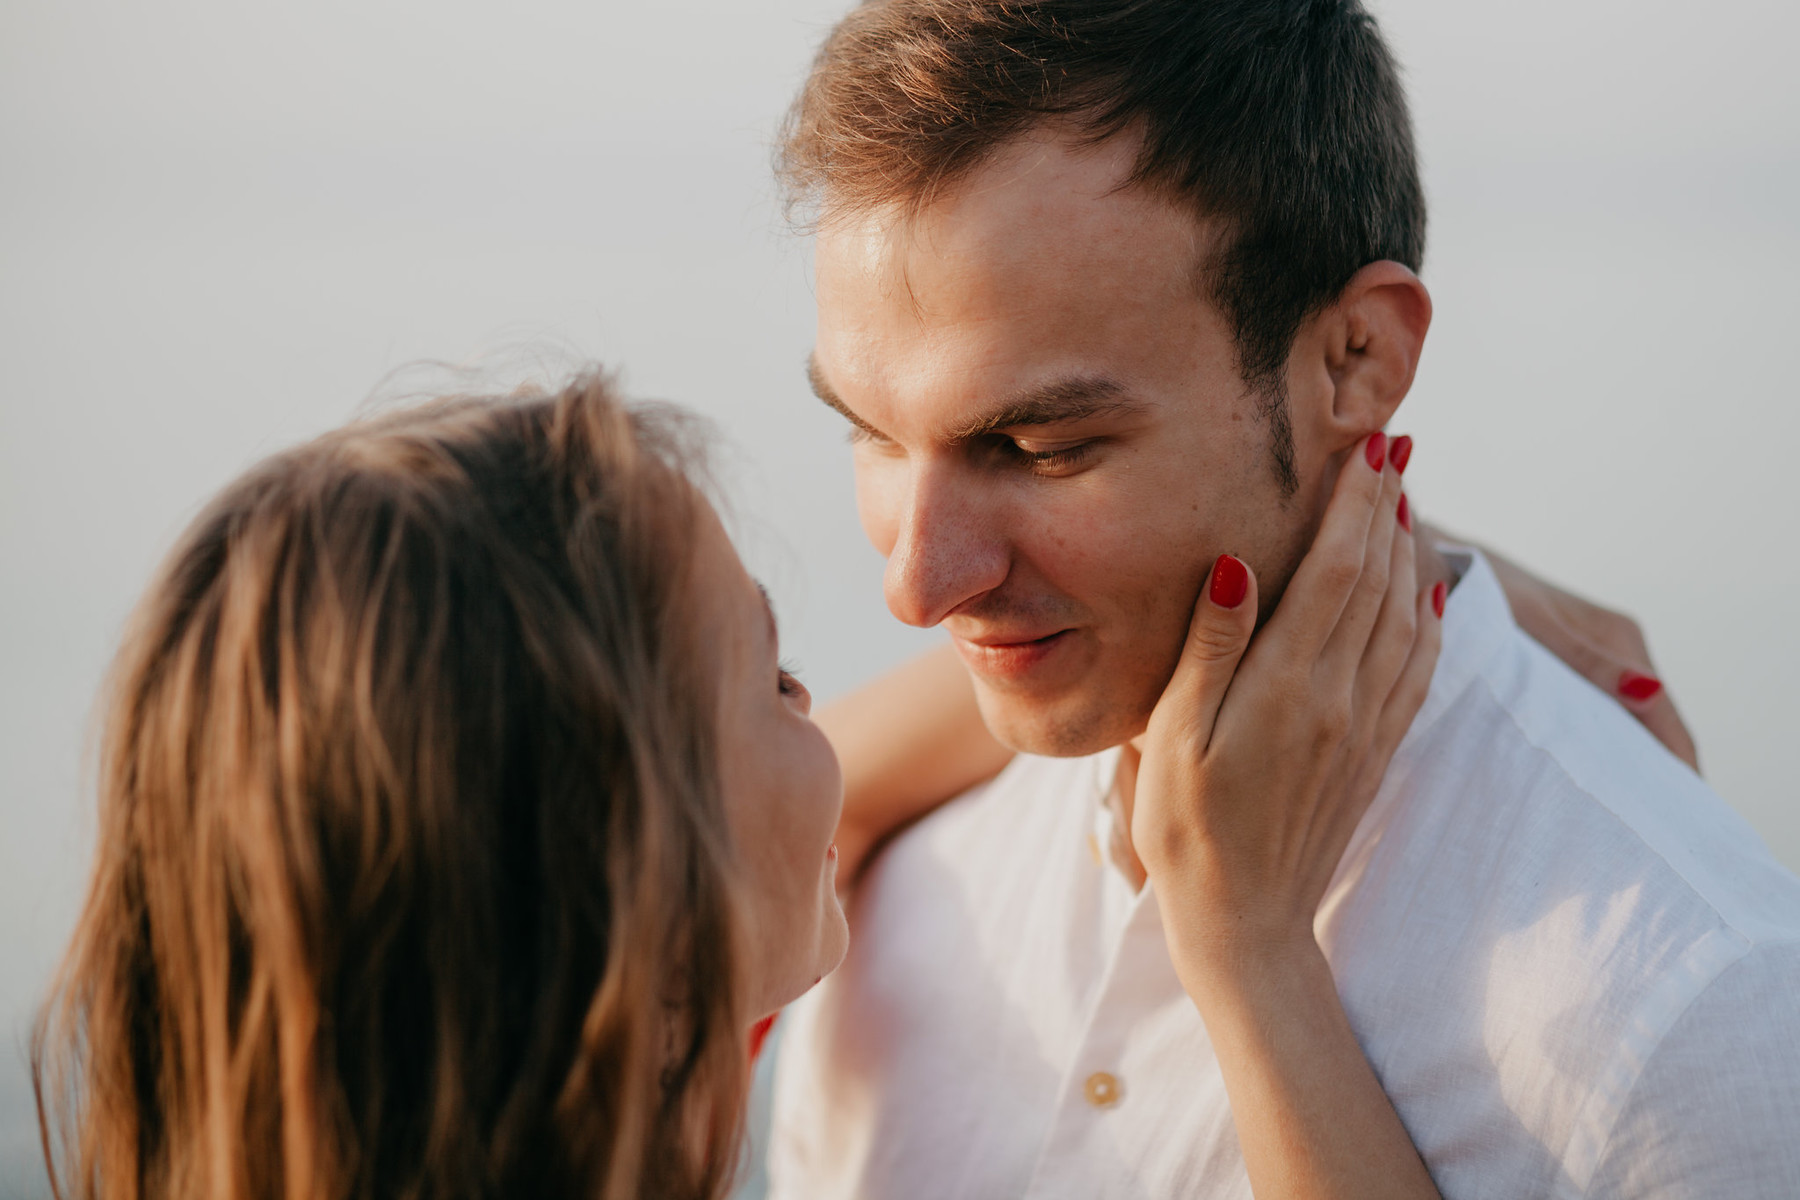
[943,376,1138,443]
[808,357,1141,444]
[807,355,881,438]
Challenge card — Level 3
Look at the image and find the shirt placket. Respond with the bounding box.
[1021,855,1195,1196]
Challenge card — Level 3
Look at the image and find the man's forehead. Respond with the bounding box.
[813,132,1211,299]
[807,133,1229,442]
[811,174,1216,410]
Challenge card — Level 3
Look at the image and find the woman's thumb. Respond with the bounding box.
[1161,554,1259,737]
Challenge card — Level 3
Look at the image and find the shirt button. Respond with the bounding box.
[1083,1071,1123,1109]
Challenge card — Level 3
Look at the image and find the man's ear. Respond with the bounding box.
[1291,261,1432,449]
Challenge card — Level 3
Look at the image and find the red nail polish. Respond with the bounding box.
[1431,580,1446,618]
[1389,435,1413,475]
[1365,431,1388,472]
[1619,670,1663,703]
[749,1013,778,1063]
[1210,554,1249,610]
[1397,493,1411,532]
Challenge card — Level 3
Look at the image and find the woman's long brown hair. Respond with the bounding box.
[33,374,749,1199]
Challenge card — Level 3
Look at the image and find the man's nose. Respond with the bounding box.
[881,464,1010,629]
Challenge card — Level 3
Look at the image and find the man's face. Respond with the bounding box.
[811,132,1323,756]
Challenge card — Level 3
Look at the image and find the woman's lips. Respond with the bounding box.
[953,629,1073,680]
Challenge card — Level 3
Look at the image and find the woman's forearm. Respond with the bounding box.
[1174,938,1441,1200]
[817,642,1014,884]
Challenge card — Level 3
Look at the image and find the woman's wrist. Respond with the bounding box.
[1168,918,1334,1021]
[1167,911,1443,1200]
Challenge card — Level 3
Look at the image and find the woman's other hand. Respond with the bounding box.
[1473,538,1698,771]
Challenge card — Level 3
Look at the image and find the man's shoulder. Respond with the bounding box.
[1375,598,1800,995]
[1587,937,1800,1197]
[1337,580,1800,1195]
[1383,551,1800,952]
[1437,608,1800,942]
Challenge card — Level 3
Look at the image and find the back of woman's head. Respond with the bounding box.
[35,373,748,1200]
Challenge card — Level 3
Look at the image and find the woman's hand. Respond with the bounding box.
[1132,432,1443,1200]
[1134,431,1438,959]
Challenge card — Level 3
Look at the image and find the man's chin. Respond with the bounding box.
[975,688,1149,759]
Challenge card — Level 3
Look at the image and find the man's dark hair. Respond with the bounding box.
[779,0,1426,493]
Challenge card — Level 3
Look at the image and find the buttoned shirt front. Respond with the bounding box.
[768,551,1800,1198]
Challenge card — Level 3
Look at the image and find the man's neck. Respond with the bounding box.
[1104,533,1455,891]
[1105,741,1149,890]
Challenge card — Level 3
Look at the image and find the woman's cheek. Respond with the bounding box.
[811,724,845,843]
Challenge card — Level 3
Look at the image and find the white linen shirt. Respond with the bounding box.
[768,551,1800,1199]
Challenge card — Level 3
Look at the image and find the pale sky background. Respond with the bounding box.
[1,0,1796,1192]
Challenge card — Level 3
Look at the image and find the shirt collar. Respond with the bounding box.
[1404,546,1514,751]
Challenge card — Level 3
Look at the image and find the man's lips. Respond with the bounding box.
[951,628,1074,678]
[957,627,1069,648]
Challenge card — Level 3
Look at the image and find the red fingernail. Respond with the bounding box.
[1431,580,1446,618]
[1397,493,1411,532]
[749,1013,778,1062]
[1210,554,1249,609]
[1389,435,1413,475]
[1619,670,1663,703]
[1365,431,1388,472]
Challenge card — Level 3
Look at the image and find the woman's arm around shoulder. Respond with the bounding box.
[818,643,1013,886]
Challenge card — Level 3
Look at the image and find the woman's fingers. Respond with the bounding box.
[1621,680,1699,773]
[1302,512,1428,897]
[1527,615,1699,772]
[1482,548,1699,770]
[1133,554,1260,885]
[1345,492,1419,742]
[1318,450,1405,688]
[1156,553,1261,748]
[1318,584,1444,887]
[1265,432,1390,661]
[1357,584,1444,801]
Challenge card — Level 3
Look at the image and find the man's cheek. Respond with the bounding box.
[1033,494,1211,590]
[1029,486,1138,553]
